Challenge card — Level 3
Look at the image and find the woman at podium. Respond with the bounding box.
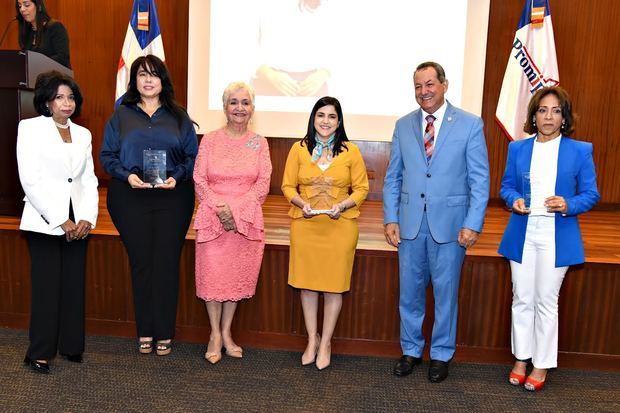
[16,0,71,68]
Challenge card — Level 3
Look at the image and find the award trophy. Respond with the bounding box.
[143,149,167,186]
[522,172,531,212]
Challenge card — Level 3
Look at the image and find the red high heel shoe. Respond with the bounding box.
[509,371,526,386]
[524,375,545,391]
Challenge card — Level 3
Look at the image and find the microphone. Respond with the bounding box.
[0,17,17,48]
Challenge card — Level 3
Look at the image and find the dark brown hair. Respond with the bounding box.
[524,86,576,135]
[301,96,349,157]
[122,55,196,129]
[16,0,50,49]
[414,61,446,83]
[33,70,83,117]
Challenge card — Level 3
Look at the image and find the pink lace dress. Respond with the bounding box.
[193,128,272,301]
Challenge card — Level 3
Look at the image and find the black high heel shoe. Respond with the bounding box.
[23,356,50,374]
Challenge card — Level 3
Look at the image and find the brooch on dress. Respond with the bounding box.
[245,134,261,151]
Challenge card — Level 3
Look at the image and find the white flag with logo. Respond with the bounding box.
[115,0,165,106]
[496,0,559,141]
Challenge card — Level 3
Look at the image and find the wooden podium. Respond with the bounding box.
[0,50,73,216]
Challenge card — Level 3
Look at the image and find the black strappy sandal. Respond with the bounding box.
[138,337,153,354]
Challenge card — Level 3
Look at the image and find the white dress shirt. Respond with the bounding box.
[529,136,561,216]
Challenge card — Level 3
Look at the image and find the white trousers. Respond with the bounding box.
[509,216,568,369]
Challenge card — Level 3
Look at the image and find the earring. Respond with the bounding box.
[532,117,536,127]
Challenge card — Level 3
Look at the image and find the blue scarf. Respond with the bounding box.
[311,133,335,163]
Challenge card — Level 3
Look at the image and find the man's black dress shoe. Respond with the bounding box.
[393,355,422,377]
[61,353,83,363]
[23,356,50,374]
[428,359,449,383]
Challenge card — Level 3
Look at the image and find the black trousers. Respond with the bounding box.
[25,230,88,360]
[107,178,194,340]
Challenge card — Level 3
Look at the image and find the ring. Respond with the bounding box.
[559,203,563,208]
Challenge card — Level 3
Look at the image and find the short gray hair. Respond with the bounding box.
[222,81,255,107]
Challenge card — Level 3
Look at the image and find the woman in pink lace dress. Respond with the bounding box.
[193,82,272,364]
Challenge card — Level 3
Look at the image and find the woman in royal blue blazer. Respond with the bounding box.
[498,86,599,391]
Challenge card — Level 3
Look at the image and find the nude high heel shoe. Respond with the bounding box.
[301,334,320,366]
[315,341,331,371]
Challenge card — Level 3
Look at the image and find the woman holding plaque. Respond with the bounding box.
[193,82,272,364]
[100,55,198,357]
[498,86,599,391]
[17,71,98,373]
[16,0,71,68]
[281,96,369,370]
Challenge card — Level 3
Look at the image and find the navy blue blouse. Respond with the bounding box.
[100,105,198,182]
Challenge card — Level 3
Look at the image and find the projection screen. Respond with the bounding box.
[188,0,490,141]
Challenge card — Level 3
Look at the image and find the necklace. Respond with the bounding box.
[55,121,70,129]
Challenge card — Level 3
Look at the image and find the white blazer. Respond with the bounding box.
[17,115,99,235]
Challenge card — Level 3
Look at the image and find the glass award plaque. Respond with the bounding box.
[143,149,166,185]
[522,172,531,210]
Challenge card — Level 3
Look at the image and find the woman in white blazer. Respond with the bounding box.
[16,71,98,374]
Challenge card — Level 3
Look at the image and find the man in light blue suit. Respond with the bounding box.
[383,62,490,382]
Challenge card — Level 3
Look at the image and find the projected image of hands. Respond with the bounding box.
[251,0,332,97]
[208,0,469,116]
[255,65,330,97]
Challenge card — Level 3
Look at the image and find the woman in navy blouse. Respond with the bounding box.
[100,55,198,357]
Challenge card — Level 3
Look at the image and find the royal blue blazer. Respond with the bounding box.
[498,135,600,267]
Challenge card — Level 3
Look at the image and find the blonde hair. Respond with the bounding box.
[222,81,255,107]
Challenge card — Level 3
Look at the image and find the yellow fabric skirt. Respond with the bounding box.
[288,214,359,293]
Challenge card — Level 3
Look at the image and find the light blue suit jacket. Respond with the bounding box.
[498,136,600,266]
[383,102,490,243]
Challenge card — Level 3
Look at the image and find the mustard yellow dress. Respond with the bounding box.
[282,141,369,293]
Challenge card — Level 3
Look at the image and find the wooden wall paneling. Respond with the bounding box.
[234,245,296,335]
[457,257,512,349]
[176,242,209,329]
[265,138,295,197]
[85,236,134,322]
[0,230,30,314]
[354,141,391,201]
[0,6,19,48]
[336,252,400,341]
[1,228,618,367]
[558,264,620,355]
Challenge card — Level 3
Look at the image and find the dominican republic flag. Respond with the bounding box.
[115,0,165,105]
[496,0,559,141]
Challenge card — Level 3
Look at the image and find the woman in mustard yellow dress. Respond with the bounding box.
[282,96,369,370]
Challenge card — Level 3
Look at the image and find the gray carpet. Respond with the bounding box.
[1,328,618,412]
